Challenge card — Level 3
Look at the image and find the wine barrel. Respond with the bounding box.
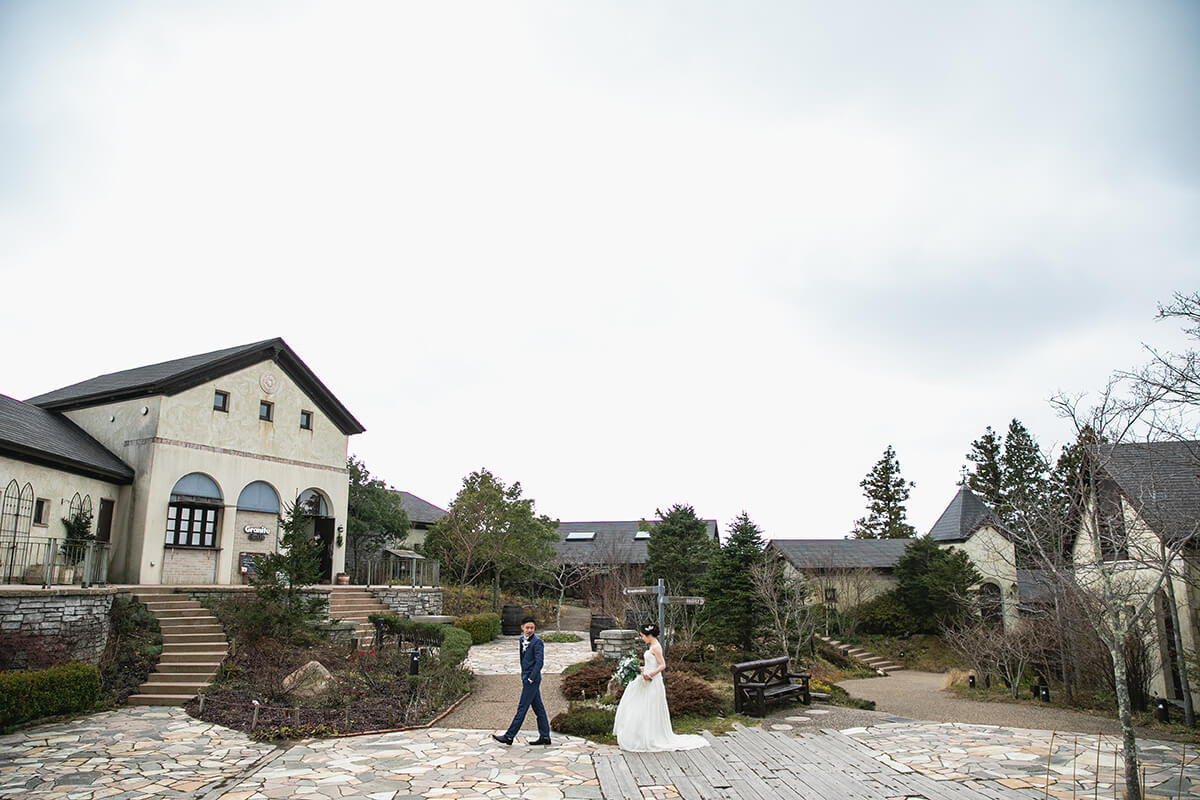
[589,614,616,651]
[501,604,524,635]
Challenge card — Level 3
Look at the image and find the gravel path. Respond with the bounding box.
[838,670,1143,737]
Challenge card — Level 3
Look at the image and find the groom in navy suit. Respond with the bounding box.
[492,617,551,746]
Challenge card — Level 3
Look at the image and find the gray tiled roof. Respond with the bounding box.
[26,338,365,435]
[927,485,1006,543]
[0,394,134,484]
[1100,441,1200,544]
[1016,568,1055,607]
[553,519,719,565]
[768,538,911,570]
[395,491,447,526]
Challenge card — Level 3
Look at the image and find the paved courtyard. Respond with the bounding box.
[3,706,1198,800]
[464,632,594,676]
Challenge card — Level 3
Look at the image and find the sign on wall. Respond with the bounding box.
[239,552,265,575]
[244,525,270,541]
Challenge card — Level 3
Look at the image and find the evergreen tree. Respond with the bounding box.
[965,426,1003,508]
[1000,419,1050,533]
[702,512,765,652]
[892,536,982,631]
[251,501,326,640]
[643,504,715,594]
[850,445,916,539]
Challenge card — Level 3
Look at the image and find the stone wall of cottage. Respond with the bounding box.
[372,587,442,617]
[0,588,117,668]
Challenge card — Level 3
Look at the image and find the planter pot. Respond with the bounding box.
[335,573,350,585]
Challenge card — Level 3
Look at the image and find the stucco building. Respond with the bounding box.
[1,338,363,585]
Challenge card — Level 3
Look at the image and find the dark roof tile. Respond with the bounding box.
[0,394,134,484]
[768,538,911,570]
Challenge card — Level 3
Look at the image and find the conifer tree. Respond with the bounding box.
[850,445,917,539]
[702,512,765,651]
[1000,419,1050,532]
[643,504,714,594]
[965,426,1003,507]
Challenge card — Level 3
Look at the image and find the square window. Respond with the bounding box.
[259,400,274,422]
[300,410,313,430]
[33,498,50,526]
[214,390,230,412]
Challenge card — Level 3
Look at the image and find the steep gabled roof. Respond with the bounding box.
[1098,441,1200,545]
[396,491,447,526]
[927,485,1006,543]
[26,338,365,435]
[554,519,719,565]
[768,538,910,570]
[0,394,134,484]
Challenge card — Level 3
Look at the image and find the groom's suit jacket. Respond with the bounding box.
[519,634,545,685]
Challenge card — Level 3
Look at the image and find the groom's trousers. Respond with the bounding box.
[504,679,550,739]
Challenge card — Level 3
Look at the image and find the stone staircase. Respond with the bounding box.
[129,588,228,706]
[818,634,904,675]
[328,587,392,646]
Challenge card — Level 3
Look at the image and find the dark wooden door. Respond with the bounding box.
[96,499,115,543]
[314,517,334,583]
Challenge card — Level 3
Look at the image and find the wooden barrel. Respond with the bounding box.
[589,614,616,651]
[501,604,524,635]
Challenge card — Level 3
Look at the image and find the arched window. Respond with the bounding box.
[297,489,329,517]
[166,473,222,548]
[979,582,1003,627]
[237,481,280,513]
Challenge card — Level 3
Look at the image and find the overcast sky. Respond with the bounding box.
[2,1,1198,542]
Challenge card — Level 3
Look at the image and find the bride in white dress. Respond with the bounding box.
[612,623,709,752]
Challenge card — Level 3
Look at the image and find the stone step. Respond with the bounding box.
[158,633,225,642]
[145,672,215,685]
[164,640,230,652]
[152,608,214,619]
[161,623,225,635]
[137,680,206,695]
[126,693,189,706]
[155,661,222,674]
[159,650,226,663]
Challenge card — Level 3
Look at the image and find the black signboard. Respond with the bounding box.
[240,552,264,575]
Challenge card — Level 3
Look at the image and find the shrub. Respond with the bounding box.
[0,663,102,729]
[854,590,919,636]
[453,613,501,644]
[664,673,724,716]
[439,627,472,667]
[540,632,581,643]
[561,661,615,700]
[612,672,725,717]
[99,597,161,706]
[551,705,615,736]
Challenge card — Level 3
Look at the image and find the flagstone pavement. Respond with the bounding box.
[464,633,594,676]
[3,706,1198,800]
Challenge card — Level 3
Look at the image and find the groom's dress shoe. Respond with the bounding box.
[491,735,513,746]
[528,737,552,746]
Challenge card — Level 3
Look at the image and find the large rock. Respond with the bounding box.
[282,660,333,697]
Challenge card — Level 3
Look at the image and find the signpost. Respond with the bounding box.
[622,578,705,655]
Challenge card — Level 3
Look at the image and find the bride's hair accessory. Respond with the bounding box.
[640,623,660,637]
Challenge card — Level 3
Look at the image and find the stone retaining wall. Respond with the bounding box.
[0,588,120,668]
[372,587,442,617]
[598,628,639,661]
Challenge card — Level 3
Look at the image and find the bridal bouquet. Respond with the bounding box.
[612,650,642,686]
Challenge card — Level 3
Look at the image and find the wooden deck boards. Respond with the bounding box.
[595,727,1045,800]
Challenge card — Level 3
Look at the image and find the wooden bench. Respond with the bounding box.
[730,656,811,717]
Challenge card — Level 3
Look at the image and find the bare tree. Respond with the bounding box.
[541,558,610,631]
[750,551,819,667]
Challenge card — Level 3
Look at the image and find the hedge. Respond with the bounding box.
[0,663,102,729]
[368,614,472,667]
[551,705,615,737]
[453,613,500,644]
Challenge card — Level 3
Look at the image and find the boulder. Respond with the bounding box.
[282,660,333,697]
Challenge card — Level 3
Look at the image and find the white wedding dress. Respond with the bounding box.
[612,649,709,752]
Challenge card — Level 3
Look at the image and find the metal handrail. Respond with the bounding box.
[0,535,110,587]
[351,555,440,588]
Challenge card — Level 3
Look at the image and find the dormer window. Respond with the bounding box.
[259,400,274,422]
[565,531,595,541]
[634,530,650,540]
[213,390,229,412]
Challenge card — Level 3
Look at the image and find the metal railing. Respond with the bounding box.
[351,556,440,588]
[0,536,110,587]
